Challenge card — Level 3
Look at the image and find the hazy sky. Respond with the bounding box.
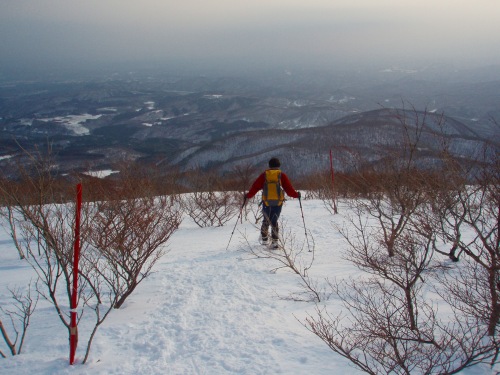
[1,0,500,74]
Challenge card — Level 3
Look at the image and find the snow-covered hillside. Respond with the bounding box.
[0,198,497,375]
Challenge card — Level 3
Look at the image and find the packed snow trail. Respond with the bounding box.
[93,221,346,375]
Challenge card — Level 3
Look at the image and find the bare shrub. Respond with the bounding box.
[337,206,441,328]
[182,168,240,227]
[298,171,338,214]
[436,150,500,336]
[0,148,182,363]
[344,106,443,257]
[0,179,105,363]
[0,202,26,259]
[0,282,38,358]
[184,190,240,227]
[242,220,321,302]
[419,144,500,338]
[87,179,182,308]
[228,162,259,193]
[305,276,498,374]
[306,191,499,374]
[243,196,262,224]
[0,174,115,362]
[305,107,500,373]
[83,163,183,311]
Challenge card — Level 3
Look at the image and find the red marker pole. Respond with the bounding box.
[70,183,82,365]
[329,150,338,214]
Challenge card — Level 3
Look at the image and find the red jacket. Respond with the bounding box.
[246,169,299,200]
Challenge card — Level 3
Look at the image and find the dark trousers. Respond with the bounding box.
[261,204,282,241]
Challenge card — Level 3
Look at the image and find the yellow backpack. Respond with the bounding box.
[262,169,284,206]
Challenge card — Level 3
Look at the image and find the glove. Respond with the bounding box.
[297,191,301,199]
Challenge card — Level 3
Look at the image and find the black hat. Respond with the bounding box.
[268,157,281,168]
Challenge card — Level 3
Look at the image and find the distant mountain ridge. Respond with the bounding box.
[1,70,499,179]
[169,108,497,178]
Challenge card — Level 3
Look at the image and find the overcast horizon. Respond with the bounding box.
[1,0,500,77]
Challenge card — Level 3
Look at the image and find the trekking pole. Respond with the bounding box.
[298,194,312,252]
[226,196,247,251]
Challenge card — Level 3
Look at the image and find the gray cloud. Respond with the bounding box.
[1,0,500,74]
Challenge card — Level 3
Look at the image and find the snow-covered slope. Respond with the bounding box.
[0,198,496,374]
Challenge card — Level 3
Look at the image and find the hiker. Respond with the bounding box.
[245,157,301,247]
